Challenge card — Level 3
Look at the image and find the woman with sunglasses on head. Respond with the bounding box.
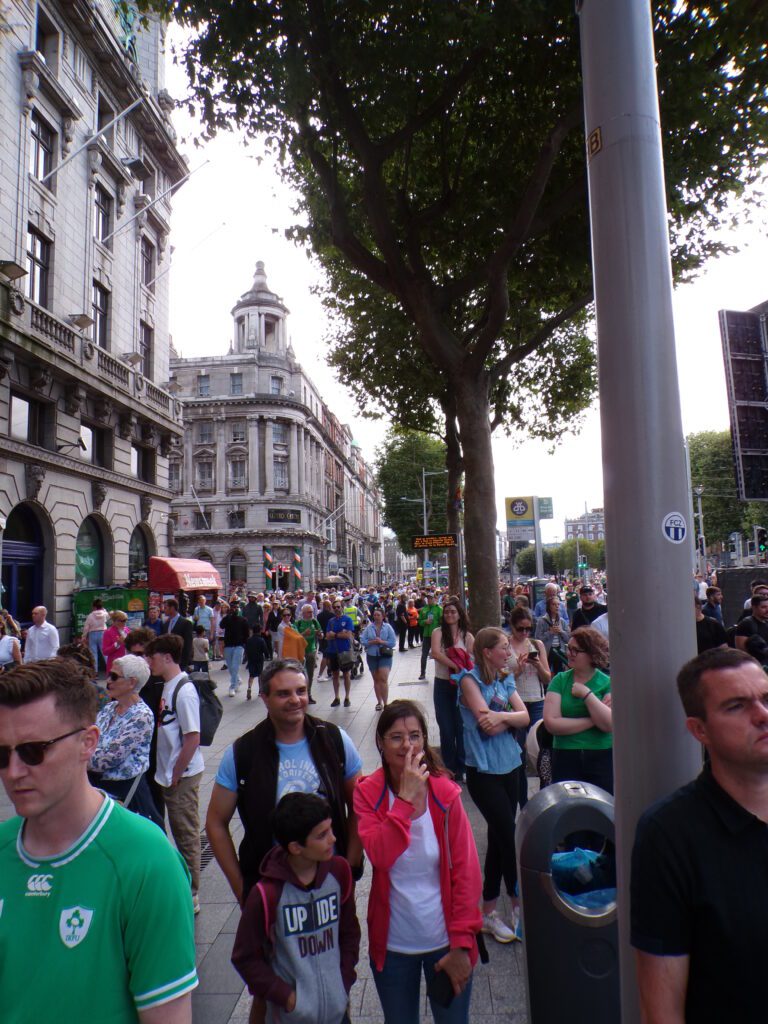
[430,597,474,782]
[507,606,551,809]
[353,700,482,1024]
[361,605,397,711]
[102,610,128,674]
[88,654,162,825]
[543,626,613,793]
[454,627,529,944]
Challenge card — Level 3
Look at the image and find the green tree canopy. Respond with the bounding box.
[162,0,768,627]
[687,430,766,545]
[375,429,449,554]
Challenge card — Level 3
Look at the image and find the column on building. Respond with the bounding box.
[297,425,305,494]
[247,414,260,497]
[289,421,299,493]
[265,419,274,493]
[184,427,194,497]
[215,415,226,496]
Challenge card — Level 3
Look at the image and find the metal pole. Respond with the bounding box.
[420,468,428,535]
[40,97,143,184]
[533,496,544,577]
[694,487,706,575]
[578,4,700,1023]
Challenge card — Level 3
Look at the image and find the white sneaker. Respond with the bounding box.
[482,910,516,943]
[228,688,236,697]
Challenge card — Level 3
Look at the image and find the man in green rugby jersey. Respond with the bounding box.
[0,658,197,1022]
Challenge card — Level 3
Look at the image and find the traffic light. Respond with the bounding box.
[759,528,768,553]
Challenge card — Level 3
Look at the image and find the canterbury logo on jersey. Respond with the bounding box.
[26,873,53,895]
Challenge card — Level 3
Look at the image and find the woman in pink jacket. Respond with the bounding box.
[353,699,482,1024]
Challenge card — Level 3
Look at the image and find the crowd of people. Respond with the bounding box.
[4,567,768,1022]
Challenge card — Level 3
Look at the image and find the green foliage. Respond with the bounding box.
[375,429,450,553]
[515,544,556,576]
[551,539,605,574]
[687,430,754,545]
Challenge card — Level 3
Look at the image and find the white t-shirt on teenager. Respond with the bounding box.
[155,672,205,787]
[385,790,449,954]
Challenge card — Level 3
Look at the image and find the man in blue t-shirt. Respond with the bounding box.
[325,600,356,708]
[205,658,363,900]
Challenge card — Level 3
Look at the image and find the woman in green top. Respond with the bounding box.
[543,626,613,793]
[295,603,324,702]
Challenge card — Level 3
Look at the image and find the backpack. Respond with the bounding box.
[172,671,223,746]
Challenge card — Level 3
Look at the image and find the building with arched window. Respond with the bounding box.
[0,1,185,630]
[169,262,383,590]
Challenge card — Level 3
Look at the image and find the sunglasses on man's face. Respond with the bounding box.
[0,727,85,769]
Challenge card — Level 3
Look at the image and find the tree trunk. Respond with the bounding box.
[452,370,500,631]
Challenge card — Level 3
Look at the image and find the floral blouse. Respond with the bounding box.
[90,700,154,780]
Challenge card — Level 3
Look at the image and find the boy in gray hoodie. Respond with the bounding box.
[232,792,360,1024]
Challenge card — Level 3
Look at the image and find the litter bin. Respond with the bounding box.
[516,781,619,1023]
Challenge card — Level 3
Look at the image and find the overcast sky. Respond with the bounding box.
[164,29,768,544]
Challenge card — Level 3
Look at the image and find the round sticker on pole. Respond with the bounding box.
[662,512,687,544]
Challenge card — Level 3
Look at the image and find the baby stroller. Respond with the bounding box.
[349,635,365,678]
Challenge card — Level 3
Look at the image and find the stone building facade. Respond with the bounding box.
[169,262,383,591]
[383,535,418,580]
[0,0,185,630]
[564,508,606,541]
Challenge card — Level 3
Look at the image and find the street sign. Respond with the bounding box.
[424,559,433,569]
[412,534,458,549]
[538,496,554,519]
[507,525,535,542]
[505,496,534,523]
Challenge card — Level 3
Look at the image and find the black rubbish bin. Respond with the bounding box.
[516,781,619,1023]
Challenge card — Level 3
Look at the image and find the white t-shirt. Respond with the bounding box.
[386,790,448,954]
[155,672,205,787]
[0,635,20,665]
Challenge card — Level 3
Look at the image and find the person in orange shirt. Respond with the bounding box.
[406,601,419,649]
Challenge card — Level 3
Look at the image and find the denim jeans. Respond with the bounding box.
[433,678,465,778]
[224,645,244,690]
[371,947,473,1024]
[88,631,105,673]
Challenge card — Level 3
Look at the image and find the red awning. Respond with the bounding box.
[149,557,222,593]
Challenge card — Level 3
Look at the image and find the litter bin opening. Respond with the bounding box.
[545,835,617,924]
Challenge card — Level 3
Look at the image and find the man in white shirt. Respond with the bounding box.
[145,633,204,914]
[23,606,60,663]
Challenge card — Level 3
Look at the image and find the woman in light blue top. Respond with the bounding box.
[454,627,529,945]
[361,606,397,711]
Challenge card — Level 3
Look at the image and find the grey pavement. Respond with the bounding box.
[0,646,531,1023]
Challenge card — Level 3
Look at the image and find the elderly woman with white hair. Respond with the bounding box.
[88,653,161,824]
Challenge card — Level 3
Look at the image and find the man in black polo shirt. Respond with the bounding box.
[571,584,606,629]
[631,648,768,1023]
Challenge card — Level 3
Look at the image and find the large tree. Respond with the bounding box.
[163,0,768,627]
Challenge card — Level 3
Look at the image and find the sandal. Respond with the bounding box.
[375,703,382,711]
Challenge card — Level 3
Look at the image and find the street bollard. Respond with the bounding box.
[516,782,619,1023]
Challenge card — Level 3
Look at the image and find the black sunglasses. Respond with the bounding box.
[107,671,125,681]
[0,727,85,769]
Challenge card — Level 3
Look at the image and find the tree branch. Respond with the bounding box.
[492,292,593,380]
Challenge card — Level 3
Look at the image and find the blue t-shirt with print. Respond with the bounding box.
[325,615,354,654]
[215,729,362,797]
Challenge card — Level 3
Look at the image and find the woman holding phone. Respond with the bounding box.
[354,700,482,1024]
[507,606,550,808]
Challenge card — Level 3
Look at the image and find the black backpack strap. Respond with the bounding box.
[170,673,193,715]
